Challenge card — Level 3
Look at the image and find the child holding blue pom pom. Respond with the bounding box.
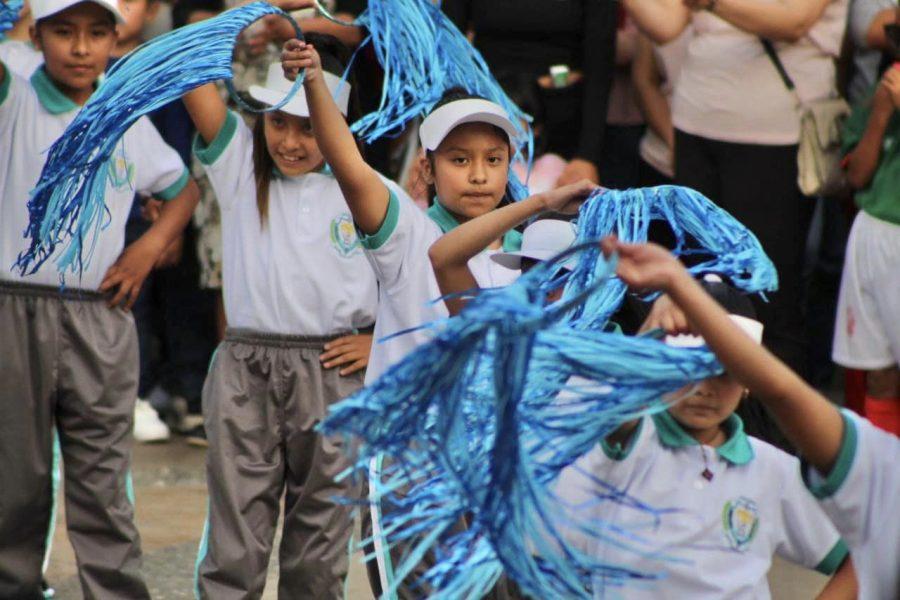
[604,236,899,599]
[182,31,384,598]
[282,35,595,598]
[542,239,858,598]
[0,0,199,596]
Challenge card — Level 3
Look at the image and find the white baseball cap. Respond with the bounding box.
[31,0,124,24]
[419,98,519,152]
[491,219,577,271]
[249,63,351,118]
[664,314,764,347]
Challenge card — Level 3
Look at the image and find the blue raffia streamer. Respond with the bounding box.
[19,0,533,278]
[0,0,23,36]
[14,2,302,278]
[322,245,726,599]
[564,185,778,330]
[315,0,533,199]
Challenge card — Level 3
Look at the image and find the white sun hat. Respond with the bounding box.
[419,98,519,152]
[491,219,578,271]
[31,0,124,24]
[249,63,351,118]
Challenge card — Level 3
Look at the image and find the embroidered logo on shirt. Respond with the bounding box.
[107,145,136,191]
[722,497,759,551]
[330,213,361,257]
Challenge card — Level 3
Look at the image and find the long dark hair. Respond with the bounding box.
[251,32,362,225]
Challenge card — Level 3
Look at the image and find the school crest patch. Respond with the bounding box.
[722,497,759,551]
[330,213,361,257]
[107,146,136,191]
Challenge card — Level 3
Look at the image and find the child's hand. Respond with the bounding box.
[281,39,321,82]
[319,333,373,376]
[638,293,691,335]
[542,179,599,214]
[601,236,685,292]
[100,236,164,310]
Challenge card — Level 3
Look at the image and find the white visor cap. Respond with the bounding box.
[249,64,351,118]
[419,98,519,152]
[32,0,124,23]
[492,219,577,271]
[664,314,764,348]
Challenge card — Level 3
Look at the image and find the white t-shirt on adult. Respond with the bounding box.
[0,66,189,289]
[556,411,848,598]
[358,191,521,384]
[194,110,378,336]
[673,2,848,145]
[804,410,900,599]
[0,40,43,77]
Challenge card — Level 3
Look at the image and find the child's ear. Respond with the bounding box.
[29,24,41,51]
[420,154,435,185]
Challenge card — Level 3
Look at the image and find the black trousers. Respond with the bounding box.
[675,129,815,449]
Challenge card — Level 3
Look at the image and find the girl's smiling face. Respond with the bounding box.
[263,111,325,177]
[424,122,510,221]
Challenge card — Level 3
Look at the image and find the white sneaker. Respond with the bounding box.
[134,399,170,443]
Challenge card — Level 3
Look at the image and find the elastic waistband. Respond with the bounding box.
[0,280,105,302]
[225,325,374,349]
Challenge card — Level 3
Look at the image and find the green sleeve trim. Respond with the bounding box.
[814,539,849,575]
[803,411,858,500]
[193,110,238,166]
[0,63,10,106]
[156,167,190,201]
[600,419,643,461]
[357,188,400,251]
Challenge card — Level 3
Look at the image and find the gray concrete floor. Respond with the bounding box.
[44,438,829,599]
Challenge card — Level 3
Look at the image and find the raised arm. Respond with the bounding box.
[622,0,691,44]
[429,181,596,315]
[282,38,389,234]
[690,0,831,43]
[845,69,900,189]
[603,238,846,473]
[182,83,228,146]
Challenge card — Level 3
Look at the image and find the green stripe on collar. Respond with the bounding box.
[30,66,79,115]
[0,63,10,106]
[427,199,522,251]
[652,411,754,465]
[600,418,644,461]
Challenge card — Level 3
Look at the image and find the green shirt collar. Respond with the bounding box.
[652,410,754,466]
[426,199,522,251]
[30,66,79,115]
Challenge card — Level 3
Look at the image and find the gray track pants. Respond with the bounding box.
[195,328,365,600]
[0,282,148,599]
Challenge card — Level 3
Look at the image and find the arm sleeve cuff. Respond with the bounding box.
[193,110,239,166]
[802,411,858,499]
[156,167,190,201]
[357,188,400,250]
[814,539,849,575]
[0,63,10,106]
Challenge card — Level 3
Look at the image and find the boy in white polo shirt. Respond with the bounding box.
[554,277,856,598]
[0,0,198,595]
[600,237,898,599]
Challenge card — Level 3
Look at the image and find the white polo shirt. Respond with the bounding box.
[804,410,900,599]
[0,65,190,289]
[194,111,377,335]
[556,411,848,598]
[358,191,521,384]
[0,40,42,77]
